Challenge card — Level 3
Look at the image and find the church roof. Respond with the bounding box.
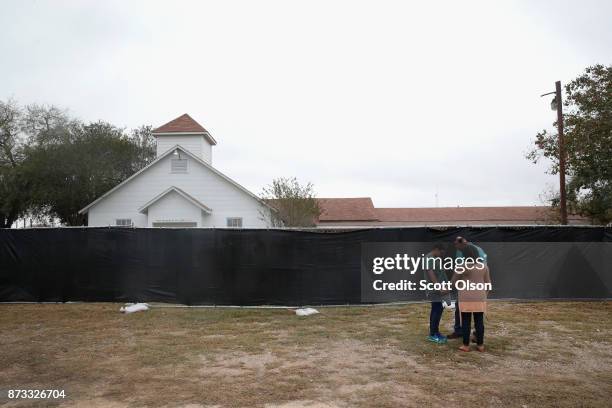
[78,145,273,214]
[153,113,207,133]
[153,114,217,145]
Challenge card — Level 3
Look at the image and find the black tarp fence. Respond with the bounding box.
[1,226,610,305]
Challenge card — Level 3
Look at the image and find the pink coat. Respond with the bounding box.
[452,265,491,313]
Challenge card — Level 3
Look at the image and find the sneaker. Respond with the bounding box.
[435,334,448,344]
[427,335,446,344]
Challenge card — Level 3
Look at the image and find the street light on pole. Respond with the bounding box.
[541,81,568,225]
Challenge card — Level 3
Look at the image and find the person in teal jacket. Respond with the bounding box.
[423,243,449,344]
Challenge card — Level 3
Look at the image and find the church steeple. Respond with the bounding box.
[152,114,216,164]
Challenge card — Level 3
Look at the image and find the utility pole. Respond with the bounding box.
[555,81,568,225]
[541,81,568,225]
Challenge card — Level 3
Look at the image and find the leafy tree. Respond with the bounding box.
[0,99,29,228]
[0,99,157,227]
[24,121,154,226]
[528,64,612,224]
[260,177,322,227]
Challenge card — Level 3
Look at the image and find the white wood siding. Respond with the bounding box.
[147,190,205,227]
[155,135,212,163]
[87,154,269,228]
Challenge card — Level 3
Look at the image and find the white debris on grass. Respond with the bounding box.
[120,303,150,314]
[295,307,319,316]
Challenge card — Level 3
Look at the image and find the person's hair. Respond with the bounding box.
[432,242,445,251]
[462,244,479,259]
[454,236,467,244]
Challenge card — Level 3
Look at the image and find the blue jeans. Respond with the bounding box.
[429,301,443,336]
[454,301,461,334]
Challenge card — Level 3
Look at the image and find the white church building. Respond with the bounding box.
[79,114,272,228]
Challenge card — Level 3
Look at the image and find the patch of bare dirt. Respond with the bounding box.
[1,302,611,407]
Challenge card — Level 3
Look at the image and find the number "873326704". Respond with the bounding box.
[7,389,66,399]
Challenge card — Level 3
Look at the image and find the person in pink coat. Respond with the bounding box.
[451,244,492,352]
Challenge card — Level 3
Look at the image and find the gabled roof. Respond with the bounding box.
[317,197,378,221]
[138,186,212,214]
[153,113,217,145]
[79,145,272,214]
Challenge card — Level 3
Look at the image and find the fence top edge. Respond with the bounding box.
[1,224,609,232]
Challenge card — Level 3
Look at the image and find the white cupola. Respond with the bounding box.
[152,113,217,164]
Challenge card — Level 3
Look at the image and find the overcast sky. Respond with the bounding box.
[2,0,610,208]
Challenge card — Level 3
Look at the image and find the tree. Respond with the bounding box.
[130,125,156,170]
[0,98,157,227]
[21,103,72,146]
[528,64,612,224]
[24,121,153,226]
[260,177,322,227]
[0,99,28,228]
